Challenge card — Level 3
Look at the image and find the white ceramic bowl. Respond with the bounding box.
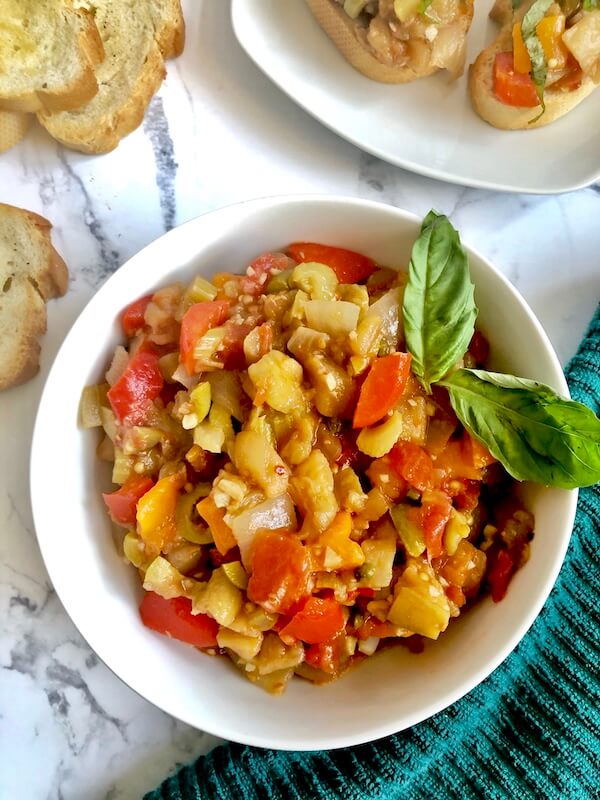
[31,196,577,750]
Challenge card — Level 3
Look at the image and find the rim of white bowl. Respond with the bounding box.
[30,194,578,750]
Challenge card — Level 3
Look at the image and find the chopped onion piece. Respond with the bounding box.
[230,493,297,567]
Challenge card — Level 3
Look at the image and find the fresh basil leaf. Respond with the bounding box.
[521,0,553,36]
[419,0,433,13]
[583,0,599,9]
[440,369,600,489]
[403,211,477,393]
[525,34,547,122]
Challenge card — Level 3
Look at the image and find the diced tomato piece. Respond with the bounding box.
[421,491,452,559]
[463,432,496,470]
[241,252,290,295]
[121,294,153,338]
[434,440,483,482]
[247,530,311,615]
[445,584,466,608]
[288,242,376,283]
[353,353,412,428]
[493,52,539,107]
[102,475,154,526]
[441,477,481,513]
[179,300,230,375]
[304,631,346,675]
[468,330,490,366]
[279,597,345,644]
[140,592,218,648]
[356,617,398,640]
[389,442,434,493]
[487,548,515,603]
[107,346,164,425]
[217,320,254,371]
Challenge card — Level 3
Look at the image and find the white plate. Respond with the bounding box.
[231,0,600,194]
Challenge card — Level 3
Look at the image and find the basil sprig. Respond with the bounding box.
[582,0,598,9]
[521,0,553,122]
[402,211,477,393]
[402,211,600,489]
[440,370,600,489]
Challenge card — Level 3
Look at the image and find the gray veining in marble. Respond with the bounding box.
[0,1,599,799]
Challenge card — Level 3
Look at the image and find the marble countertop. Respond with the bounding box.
[1,2,599,798]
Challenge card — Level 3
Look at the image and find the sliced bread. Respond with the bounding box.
[37,0,185,154]
[0,111,31,153]
[0,204,68,390]
[0,0,104,113]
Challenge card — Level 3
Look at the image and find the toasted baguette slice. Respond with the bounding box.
[0,111,31,153]
[0,205,68,390]
[469,0,598,130]
[305,0,474,83]
[149,0,186,59]
[37,0,184,154]
[0,1,103,113]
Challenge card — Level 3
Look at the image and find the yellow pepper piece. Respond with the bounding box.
[536,15,568,71]
[136,474,182,553]
[512,23,531,74]
[313,511,365,571]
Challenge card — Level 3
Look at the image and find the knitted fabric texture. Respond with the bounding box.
[146,304,600,800]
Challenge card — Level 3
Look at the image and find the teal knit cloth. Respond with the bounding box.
[146,304,600,800]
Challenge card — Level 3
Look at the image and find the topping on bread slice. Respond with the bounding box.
[0,204,68,390]
[37,0,185,154]
[0,0,104,113]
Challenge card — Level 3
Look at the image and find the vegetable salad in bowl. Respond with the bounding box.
[80,210,600,695]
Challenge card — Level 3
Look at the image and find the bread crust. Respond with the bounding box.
[305,0,473,83]
[0,205,68,391]
[0,4,104,114]
[153,0,186,58]
[469,0,599,129]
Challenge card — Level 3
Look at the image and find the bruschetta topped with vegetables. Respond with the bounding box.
[306,0,475,83]
[469,0,600,129]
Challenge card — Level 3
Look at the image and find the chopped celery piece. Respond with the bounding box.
[158,352,179,382]
[112,447,134,485]
[390,504,426,557]
[190,382,211,423]
[266,268,293,293]
[79,384,108,428]
[122,426,163,455]
[176,483,213,544]
[123,532,151,569]
[206,371,244,421]
[186,275,217,303]
[291,262,338,300]
[221,560,248,590]
[193,326,227,365]
[100,406,117,443]
[357,412,403,458]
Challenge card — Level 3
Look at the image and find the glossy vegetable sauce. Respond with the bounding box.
[82,241,534,693]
